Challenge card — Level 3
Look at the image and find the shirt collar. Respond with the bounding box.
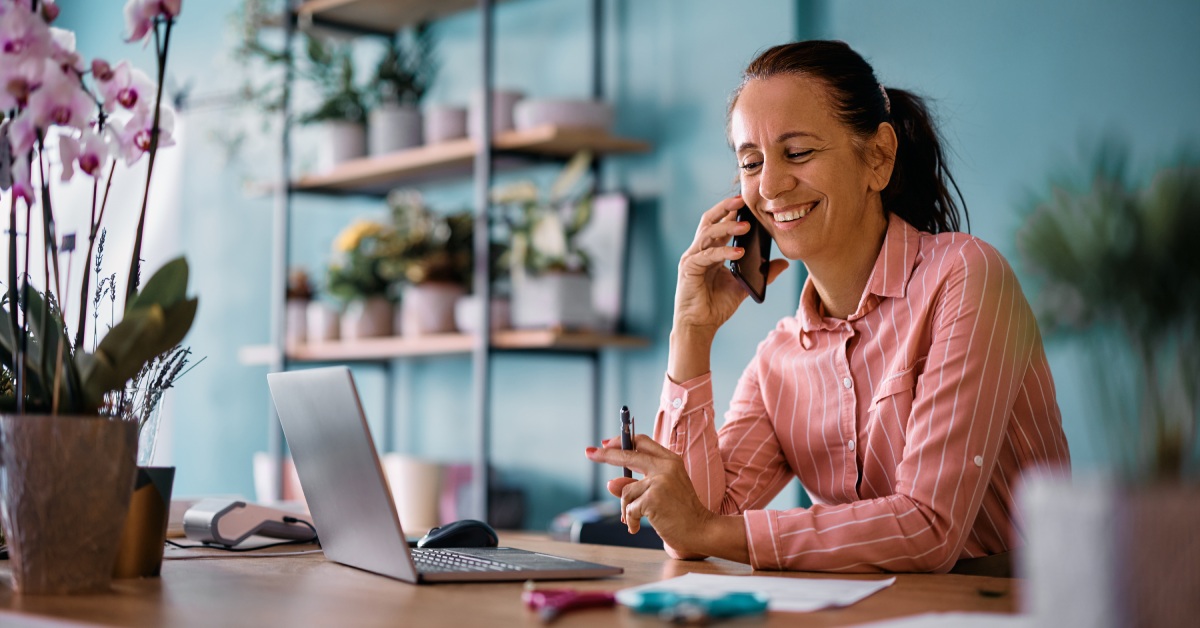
[797,212,921,331]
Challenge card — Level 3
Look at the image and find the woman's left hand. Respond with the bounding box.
[585,434,719,558]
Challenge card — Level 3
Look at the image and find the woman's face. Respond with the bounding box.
[730,74,887,265]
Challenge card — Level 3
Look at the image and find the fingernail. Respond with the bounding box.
[601,438,611,446]
[585,447,598,455]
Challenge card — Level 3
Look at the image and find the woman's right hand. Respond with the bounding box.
[668,196,788,382]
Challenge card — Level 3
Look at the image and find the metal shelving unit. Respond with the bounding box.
[262,0,644,520]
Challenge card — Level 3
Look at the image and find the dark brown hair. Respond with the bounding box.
[731,40,968,234]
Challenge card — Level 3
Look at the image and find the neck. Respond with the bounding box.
[806,210,889,320]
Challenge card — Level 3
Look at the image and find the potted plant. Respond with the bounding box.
[0,0,196,593]
[367,22,436,155]
[1015,143,1200,627]
[298,33,367,170]
[326,218,395,339]
[381,191,473,336]
[494,151,596,330]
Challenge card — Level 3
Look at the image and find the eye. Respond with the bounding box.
[739,160,762,172]
[787,149,814,160]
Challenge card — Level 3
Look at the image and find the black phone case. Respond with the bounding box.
[729,206,771,303]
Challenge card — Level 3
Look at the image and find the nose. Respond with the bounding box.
[758,158,796,200]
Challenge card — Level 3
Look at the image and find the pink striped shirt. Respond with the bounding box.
[655,213,1070,573]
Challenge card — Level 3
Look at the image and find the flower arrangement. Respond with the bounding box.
[0,0,196,420]
[1018,143,1200,481]
[324,193,474,304]
[493,150,595,279]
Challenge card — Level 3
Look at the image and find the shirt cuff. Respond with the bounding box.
[659,371,713,423]
[744,509,782,571]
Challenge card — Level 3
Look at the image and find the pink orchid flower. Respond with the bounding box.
[58,128,109,182]
[0,0,51,58]
[110,102,175,165]
[94,59,155,112]
[48,26,85,72]
[123,0,182,44]
[7,109,38,156]
[26,62,93,132]
[0,53,44,110]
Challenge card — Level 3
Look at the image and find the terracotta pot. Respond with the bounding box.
[0,414,137,594]
[401,282,466,336]
[340,297,394,340]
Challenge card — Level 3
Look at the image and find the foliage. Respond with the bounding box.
[492,151,595,278]
[325,219,394,303]
[1017,142,1200,481]
[369,22,436,107]
[297,34,366,125]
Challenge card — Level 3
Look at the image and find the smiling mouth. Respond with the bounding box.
[771,203,816,223]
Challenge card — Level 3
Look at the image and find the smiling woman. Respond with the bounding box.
[586,40,1070,575]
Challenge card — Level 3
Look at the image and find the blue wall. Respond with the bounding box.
[57,0,1200,529]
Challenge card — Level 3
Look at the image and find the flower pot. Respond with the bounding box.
[368,103,422,155]
[424,105,467,144]
[319,120,367,171]
[306,300,340,343]
[1020,473,1200,627]
[340,297,394,340]
[511,272,594,330]
[453,294,512,334]
[0,414,137,594]
[469,89,524,140]
[401,282,466,336]
[112,466,174,579]
[513,99,614,132]
[286,298,308,346]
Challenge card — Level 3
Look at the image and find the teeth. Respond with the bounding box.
[774,205,812,223]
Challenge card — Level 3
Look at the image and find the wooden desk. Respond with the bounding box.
[1,533,1017,627]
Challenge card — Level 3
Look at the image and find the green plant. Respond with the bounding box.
[325,219,395,304]
[493,151,595,277]
[298,35,366,125]
[381,192,473,287]
[369,22,436,107]
[1017,143,1200,481]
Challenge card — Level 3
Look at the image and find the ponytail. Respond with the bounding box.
[733,41,969,234]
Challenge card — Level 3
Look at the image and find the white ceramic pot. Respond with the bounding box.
[469,89,523,140]
[320,120,366,171]
[423,105,468,144]
[368,103,422,155]
[339,296,393,340]
[513,99,614,131]
[453,294,512,334]
[306,300,340,343]
[401,282,466,336]
[1020,473,1200,627]
[511,272,593,330]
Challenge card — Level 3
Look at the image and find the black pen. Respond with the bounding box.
[620,406,635,478]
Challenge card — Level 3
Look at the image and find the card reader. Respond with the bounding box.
[182,498,316,547]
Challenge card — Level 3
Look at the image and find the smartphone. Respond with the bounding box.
[729,205,771,303]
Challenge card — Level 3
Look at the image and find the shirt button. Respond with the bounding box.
[847,440,855,451]
[842,377,852,389]
[672,398,683,409]
[974,455,984,467]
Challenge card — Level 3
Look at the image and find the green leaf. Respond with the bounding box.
[127,257,189,313]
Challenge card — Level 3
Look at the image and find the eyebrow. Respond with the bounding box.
[736,131,821,153]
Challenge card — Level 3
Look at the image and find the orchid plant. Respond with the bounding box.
[0,0,197,421]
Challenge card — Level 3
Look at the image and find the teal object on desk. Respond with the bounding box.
[620,590,769,622]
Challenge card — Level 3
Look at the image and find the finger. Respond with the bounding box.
[764,258,791,285]
[585,446,646,473]
[620,481,648,530]
[679,243,745,279]
[607,476,637,499]
[697,196,745,228]
[685,216,749,257]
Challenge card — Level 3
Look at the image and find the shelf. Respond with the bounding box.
[239,330,648,365]
[296,0,484,33]
[293,125,650,195]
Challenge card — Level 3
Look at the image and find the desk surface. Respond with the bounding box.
[1,533,1016,627]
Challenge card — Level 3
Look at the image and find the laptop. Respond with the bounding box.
[266,366,623,584]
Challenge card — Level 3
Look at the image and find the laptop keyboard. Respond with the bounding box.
[412,548,525,574]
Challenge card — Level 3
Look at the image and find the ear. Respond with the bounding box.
[866,122,898,192]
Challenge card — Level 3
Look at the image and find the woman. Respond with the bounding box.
[586,40,1070,574]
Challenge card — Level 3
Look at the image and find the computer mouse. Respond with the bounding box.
[416,519,499,549]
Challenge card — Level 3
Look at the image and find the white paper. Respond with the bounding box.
[852,612,1032,627]
[616,572,896,613]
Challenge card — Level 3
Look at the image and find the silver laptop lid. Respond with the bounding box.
[267,366,418,582]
